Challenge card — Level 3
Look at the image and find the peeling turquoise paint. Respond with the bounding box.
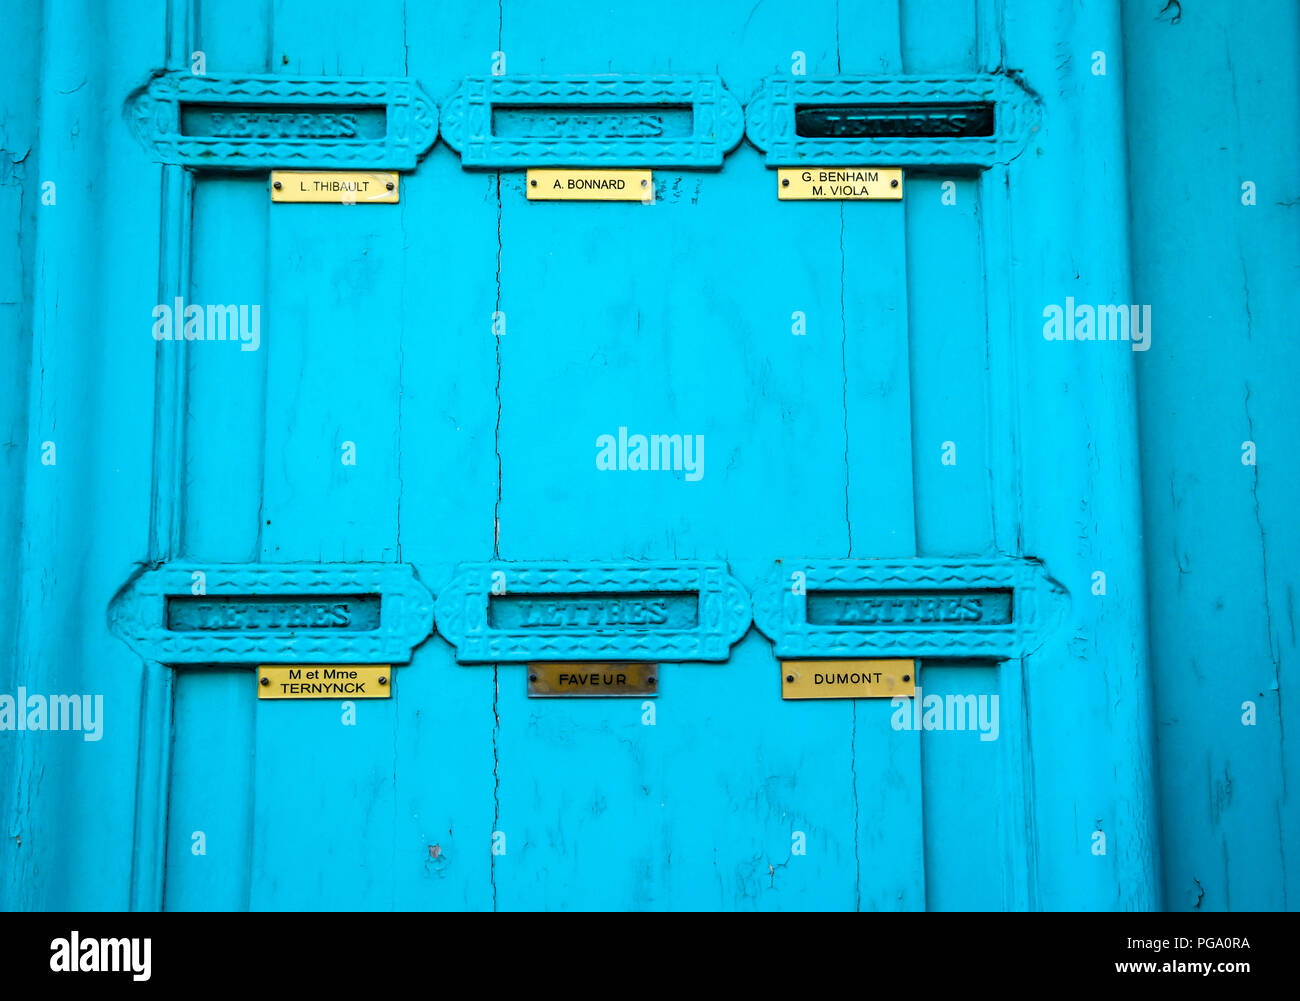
[1125,0,1300,912]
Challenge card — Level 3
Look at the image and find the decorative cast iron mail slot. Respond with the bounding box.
[441,75,744,168]
[127,72,438,169]
[111,563,434,665]
[436,562,750,663]
[746,75,1040,168]
[753,558,1063,660]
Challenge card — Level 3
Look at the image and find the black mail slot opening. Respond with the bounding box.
[166,594,382,631]
[806,589,1013,626]
[180,104,388,140]
[795,102,995,139]
[488,591,700,630]
[492,104,694,139]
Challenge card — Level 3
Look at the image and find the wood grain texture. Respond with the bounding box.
[1126,0,1300,912]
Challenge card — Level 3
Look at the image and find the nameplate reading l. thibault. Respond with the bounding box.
[271,171,399,203]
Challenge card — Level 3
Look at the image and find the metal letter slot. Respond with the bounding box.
[126,73,438,169]
[436,561,751,664]
[441,75,744,168]
[753,558,1064,661]
[746,74,1041,168]
[795,102,995,139]
[110,563,434,666]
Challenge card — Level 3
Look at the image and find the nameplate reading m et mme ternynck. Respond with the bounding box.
[271,171,399,203]
[526,168,652,201]
[777,167,902,200]
[258,665,391,699]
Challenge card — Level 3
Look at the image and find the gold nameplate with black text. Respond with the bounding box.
[258,664,392,699]
[270,171,399,203]
[781,659,915,699]
[526,169,653,201]
[527,662,659,697]
[777,167,903,200]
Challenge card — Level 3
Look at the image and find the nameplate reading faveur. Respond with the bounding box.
[270,171,399,203]
[777,167,903,201]
[526,168,652,202]
[781,659,915,699]
[527,662,659,697]
[258,664,392,699]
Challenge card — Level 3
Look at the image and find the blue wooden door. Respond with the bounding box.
[2,0,1160,911]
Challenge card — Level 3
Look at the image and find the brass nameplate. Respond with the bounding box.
[527,662,659,697]
[777,167,903,201]
[526,169,652,202]
[781,659,915,699]
[258,664,392,699]
[270,171,399,203]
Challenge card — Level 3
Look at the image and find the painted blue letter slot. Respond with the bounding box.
[436,562,750,663]
[127,73,438,169]
[111,563,434,665]
[753,558,1062,660]
[746,74,1041,168]
[441,75,744,168]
